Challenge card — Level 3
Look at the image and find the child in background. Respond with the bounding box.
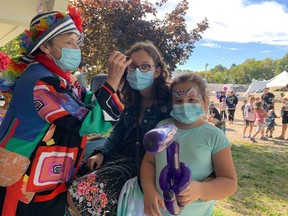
[250,101,268,143]
[225,90,238,124]
[141,73,237,216]
[275,96,288,140]
[219,97,228,120]
[208,102,221,121]
[241,100,247,125]
[242,97,256,138]
[208,102,225,131]
[219,91,226,104]
[264,104,278,138]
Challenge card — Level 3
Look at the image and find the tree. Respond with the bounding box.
[211,72,227,83]
[274,53,288,74]
[210,64,227,73]
[71,0,209,80]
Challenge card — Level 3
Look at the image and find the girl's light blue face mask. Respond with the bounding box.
[170,86,204,124]
[170,103,204,124]
[126,68,154,90]
[50,47,81,72]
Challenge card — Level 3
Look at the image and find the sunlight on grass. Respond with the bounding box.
[213,141,288,216]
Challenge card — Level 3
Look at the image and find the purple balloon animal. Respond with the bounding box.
[143,124,192,215]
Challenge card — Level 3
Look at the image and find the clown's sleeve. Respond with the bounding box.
[33,77,122,135]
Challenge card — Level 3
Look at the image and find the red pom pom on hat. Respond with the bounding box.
[0,52,11,72]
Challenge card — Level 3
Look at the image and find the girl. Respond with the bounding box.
[67,41,171,215]
[242,96,256,138]
[208,102,225,131]
[141,73,237,216]
[219,91,226,104]
[241,100,248,124]
[249,101,268,143]
[219,97,228,120]
[264,104,278,138]
[208,102,221,122]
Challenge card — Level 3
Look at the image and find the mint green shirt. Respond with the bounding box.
[155,118,231,216]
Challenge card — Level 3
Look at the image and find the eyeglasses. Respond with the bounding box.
[126,63,155,73]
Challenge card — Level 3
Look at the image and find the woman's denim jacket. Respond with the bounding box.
[92,104,170,159]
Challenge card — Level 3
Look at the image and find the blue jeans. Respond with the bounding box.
[83,138,106,159]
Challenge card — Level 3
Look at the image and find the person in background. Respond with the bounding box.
[264,104,278,138]
[219,91,226,104]
[241,100,247,125]
[275,83,288,140]
[225,90,238,124]
[208,102,224,131]
[242,96,256,138]
[249,101,268,143]
[0,8,127,216]
[219,97,228,121]
[255,96,261,102]
[261,87,275,111]
[67,41,171,216]
[74,61,87,88]
[208,102,221,121]
[141,73,237,216]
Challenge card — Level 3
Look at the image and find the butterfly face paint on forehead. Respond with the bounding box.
[172,86,202,101]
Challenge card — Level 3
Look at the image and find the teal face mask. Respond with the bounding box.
[126,68,153,90]
[51,47,81,72]
[170,103,204,124]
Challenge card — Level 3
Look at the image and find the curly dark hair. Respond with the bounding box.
[121,41,171,109]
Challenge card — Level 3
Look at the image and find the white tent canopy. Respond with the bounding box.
[266,71,288,88]
[243,71,288,96]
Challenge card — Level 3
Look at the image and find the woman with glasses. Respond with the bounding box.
[67,41,171,215]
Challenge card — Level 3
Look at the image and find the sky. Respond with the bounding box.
[148,0,288,71]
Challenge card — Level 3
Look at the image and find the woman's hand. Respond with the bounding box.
[86,153,104,171]
[107,51,132,91]
[143,189,166,216]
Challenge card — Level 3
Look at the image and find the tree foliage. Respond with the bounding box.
[71,0,209,79]
[176,55,288,85]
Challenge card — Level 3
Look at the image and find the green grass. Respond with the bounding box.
[213,141,288,216]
